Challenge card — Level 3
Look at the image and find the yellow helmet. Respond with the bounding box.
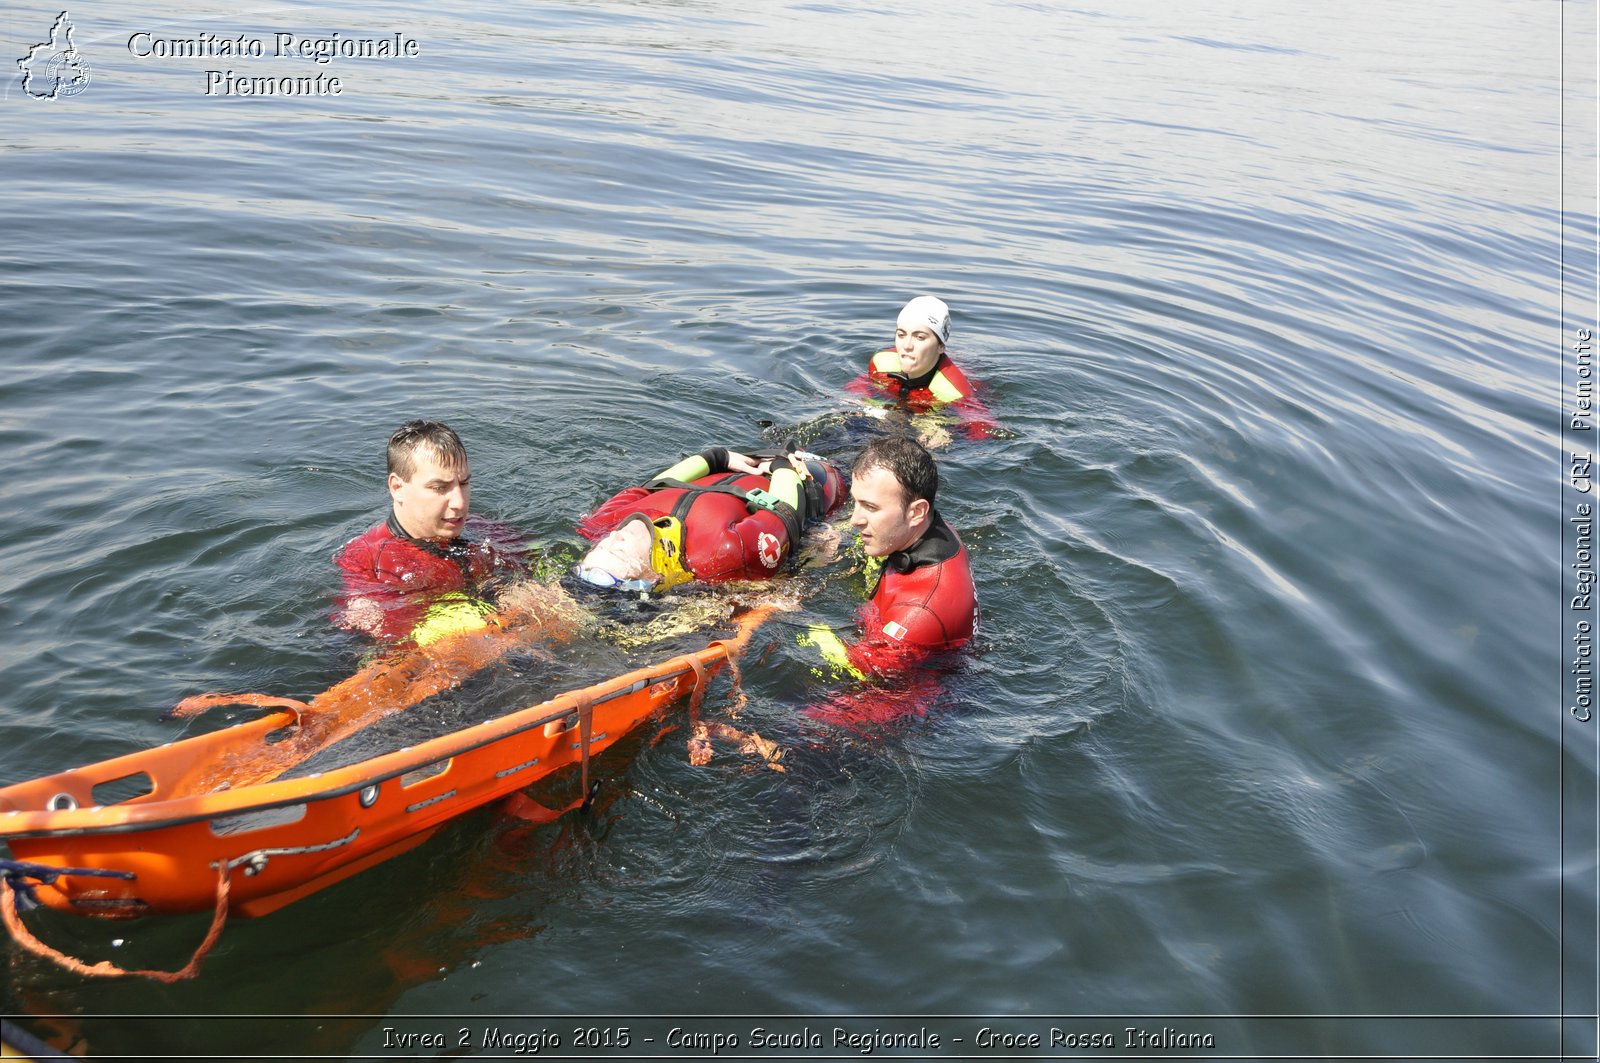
[648,515,694,590]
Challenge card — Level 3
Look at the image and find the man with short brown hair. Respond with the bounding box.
[334,420,520,643]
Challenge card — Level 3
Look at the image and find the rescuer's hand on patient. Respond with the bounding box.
[341,597,384,636]
[797,523,841,567]
[500,580,584,627]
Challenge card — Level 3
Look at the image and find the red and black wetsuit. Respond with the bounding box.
[847,349,1000,440]
[803,511,978,732]
[333,514,513,641]
[846,511,979,676]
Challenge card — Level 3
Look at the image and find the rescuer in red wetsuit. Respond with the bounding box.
[334,420,521,643]
[845,295,1000,441]
[799,434,978,682]
[574,445,845,590]
[683,437,977,763]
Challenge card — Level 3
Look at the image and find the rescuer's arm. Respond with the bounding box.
[796,623,869,682]
[652,449,721,483]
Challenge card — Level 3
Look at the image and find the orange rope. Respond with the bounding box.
[0,864,231,982]
[650,652,717,745]
[682,655,711,766]
[688,630,781,769]
[701,639,749,716]
[573,692,594,798]
[684,655,710,723]
[721,647,748,716]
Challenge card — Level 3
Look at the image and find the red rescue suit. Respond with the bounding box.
[846,511,978,676]
[334,514,510,641]
[847,349,999,440]
[802,511,978,732]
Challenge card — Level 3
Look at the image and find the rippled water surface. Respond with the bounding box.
[1,0,1591,1059]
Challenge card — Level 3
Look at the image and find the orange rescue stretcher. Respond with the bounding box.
[0,607,766,979]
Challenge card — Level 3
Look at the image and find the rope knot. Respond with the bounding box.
[0,861,230,983]
[0,859,135,913]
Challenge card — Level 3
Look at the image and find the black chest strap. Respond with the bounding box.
[642,474,803,556]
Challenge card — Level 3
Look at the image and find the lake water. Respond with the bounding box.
[1,0,1593,1059]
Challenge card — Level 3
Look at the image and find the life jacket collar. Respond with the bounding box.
[387,510,475,575]
[887,355,945,393]
[883,510,959,575]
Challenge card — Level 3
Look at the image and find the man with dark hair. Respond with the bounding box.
[386,419,469,488]
[801,434,978,679]
[335,419,520,643]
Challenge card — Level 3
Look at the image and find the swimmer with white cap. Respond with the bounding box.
[846,295,1001,443]
[893,294,952,379]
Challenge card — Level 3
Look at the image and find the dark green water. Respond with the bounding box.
[1,1,1592,1059]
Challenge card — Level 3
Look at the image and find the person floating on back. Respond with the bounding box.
[334,419,523,644]
[574,444,846,591]
[847,295,1000,442]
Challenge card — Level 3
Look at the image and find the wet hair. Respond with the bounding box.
[387,419,468,480]
[851,435,937,507]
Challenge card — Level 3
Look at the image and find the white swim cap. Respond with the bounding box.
[896,296,951,345]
